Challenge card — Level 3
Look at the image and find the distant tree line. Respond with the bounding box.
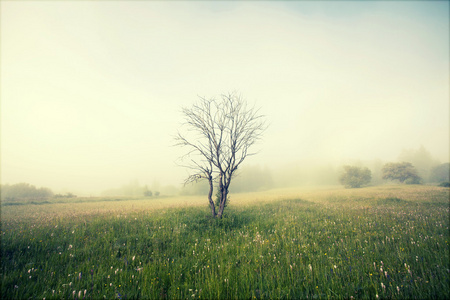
[1,183,54,201]
[429,162,449,184]
[180,165,274,196]
[179,156,448,192]
[0,183,81,202]
[101,180,160,197]
[230,165,274,193]
[339,161,449,189]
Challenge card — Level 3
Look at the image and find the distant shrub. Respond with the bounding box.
[339,166,372,188]
[438,181,450,187]
[382,162,422,184]
[54,193,77,198]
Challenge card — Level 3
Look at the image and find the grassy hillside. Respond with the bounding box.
[1,185,449,299]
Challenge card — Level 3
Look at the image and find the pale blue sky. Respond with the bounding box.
[1,1,448,194]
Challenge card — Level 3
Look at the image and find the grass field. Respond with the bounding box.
[1,185,449,299]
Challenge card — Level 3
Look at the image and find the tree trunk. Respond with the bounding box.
[216,175,224,218]
[207,177,216,217]
[217,186,228,218]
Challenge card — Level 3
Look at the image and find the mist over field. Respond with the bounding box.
[1,1,449,196]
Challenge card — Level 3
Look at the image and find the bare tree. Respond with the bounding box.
[175,93,266,218]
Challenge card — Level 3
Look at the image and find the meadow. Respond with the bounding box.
[1,185,449,299]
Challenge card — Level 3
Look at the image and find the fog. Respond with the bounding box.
[1,1,449,196]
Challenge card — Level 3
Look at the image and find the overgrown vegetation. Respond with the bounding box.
[1,186,448,299]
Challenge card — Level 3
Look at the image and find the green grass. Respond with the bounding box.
[1,186,449,299]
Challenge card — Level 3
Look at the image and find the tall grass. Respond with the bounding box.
[1,185,449,299]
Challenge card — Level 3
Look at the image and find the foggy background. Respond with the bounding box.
[1,1,449,196]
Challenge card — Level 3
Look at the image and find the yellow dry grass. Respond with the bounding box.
[233,184,449,205]
[2,185,448,224]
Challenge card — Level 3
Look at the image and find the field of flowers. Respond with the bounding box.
[1,185,449,299]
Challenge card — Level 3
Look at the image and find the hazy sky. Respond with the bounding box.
[1,1,449,194]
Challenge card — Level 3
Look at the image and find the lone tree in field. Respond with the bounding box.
[175,93,266,218]
[382,162,422,184]
[339,165,372,188]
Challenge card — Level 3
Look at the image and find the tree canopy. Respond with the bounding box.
[382,162,422,184]
[339,166,372,188]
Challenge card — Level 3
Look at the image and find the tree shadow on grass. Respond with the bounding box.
[184,208,257,233]
[182,198,314,233]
